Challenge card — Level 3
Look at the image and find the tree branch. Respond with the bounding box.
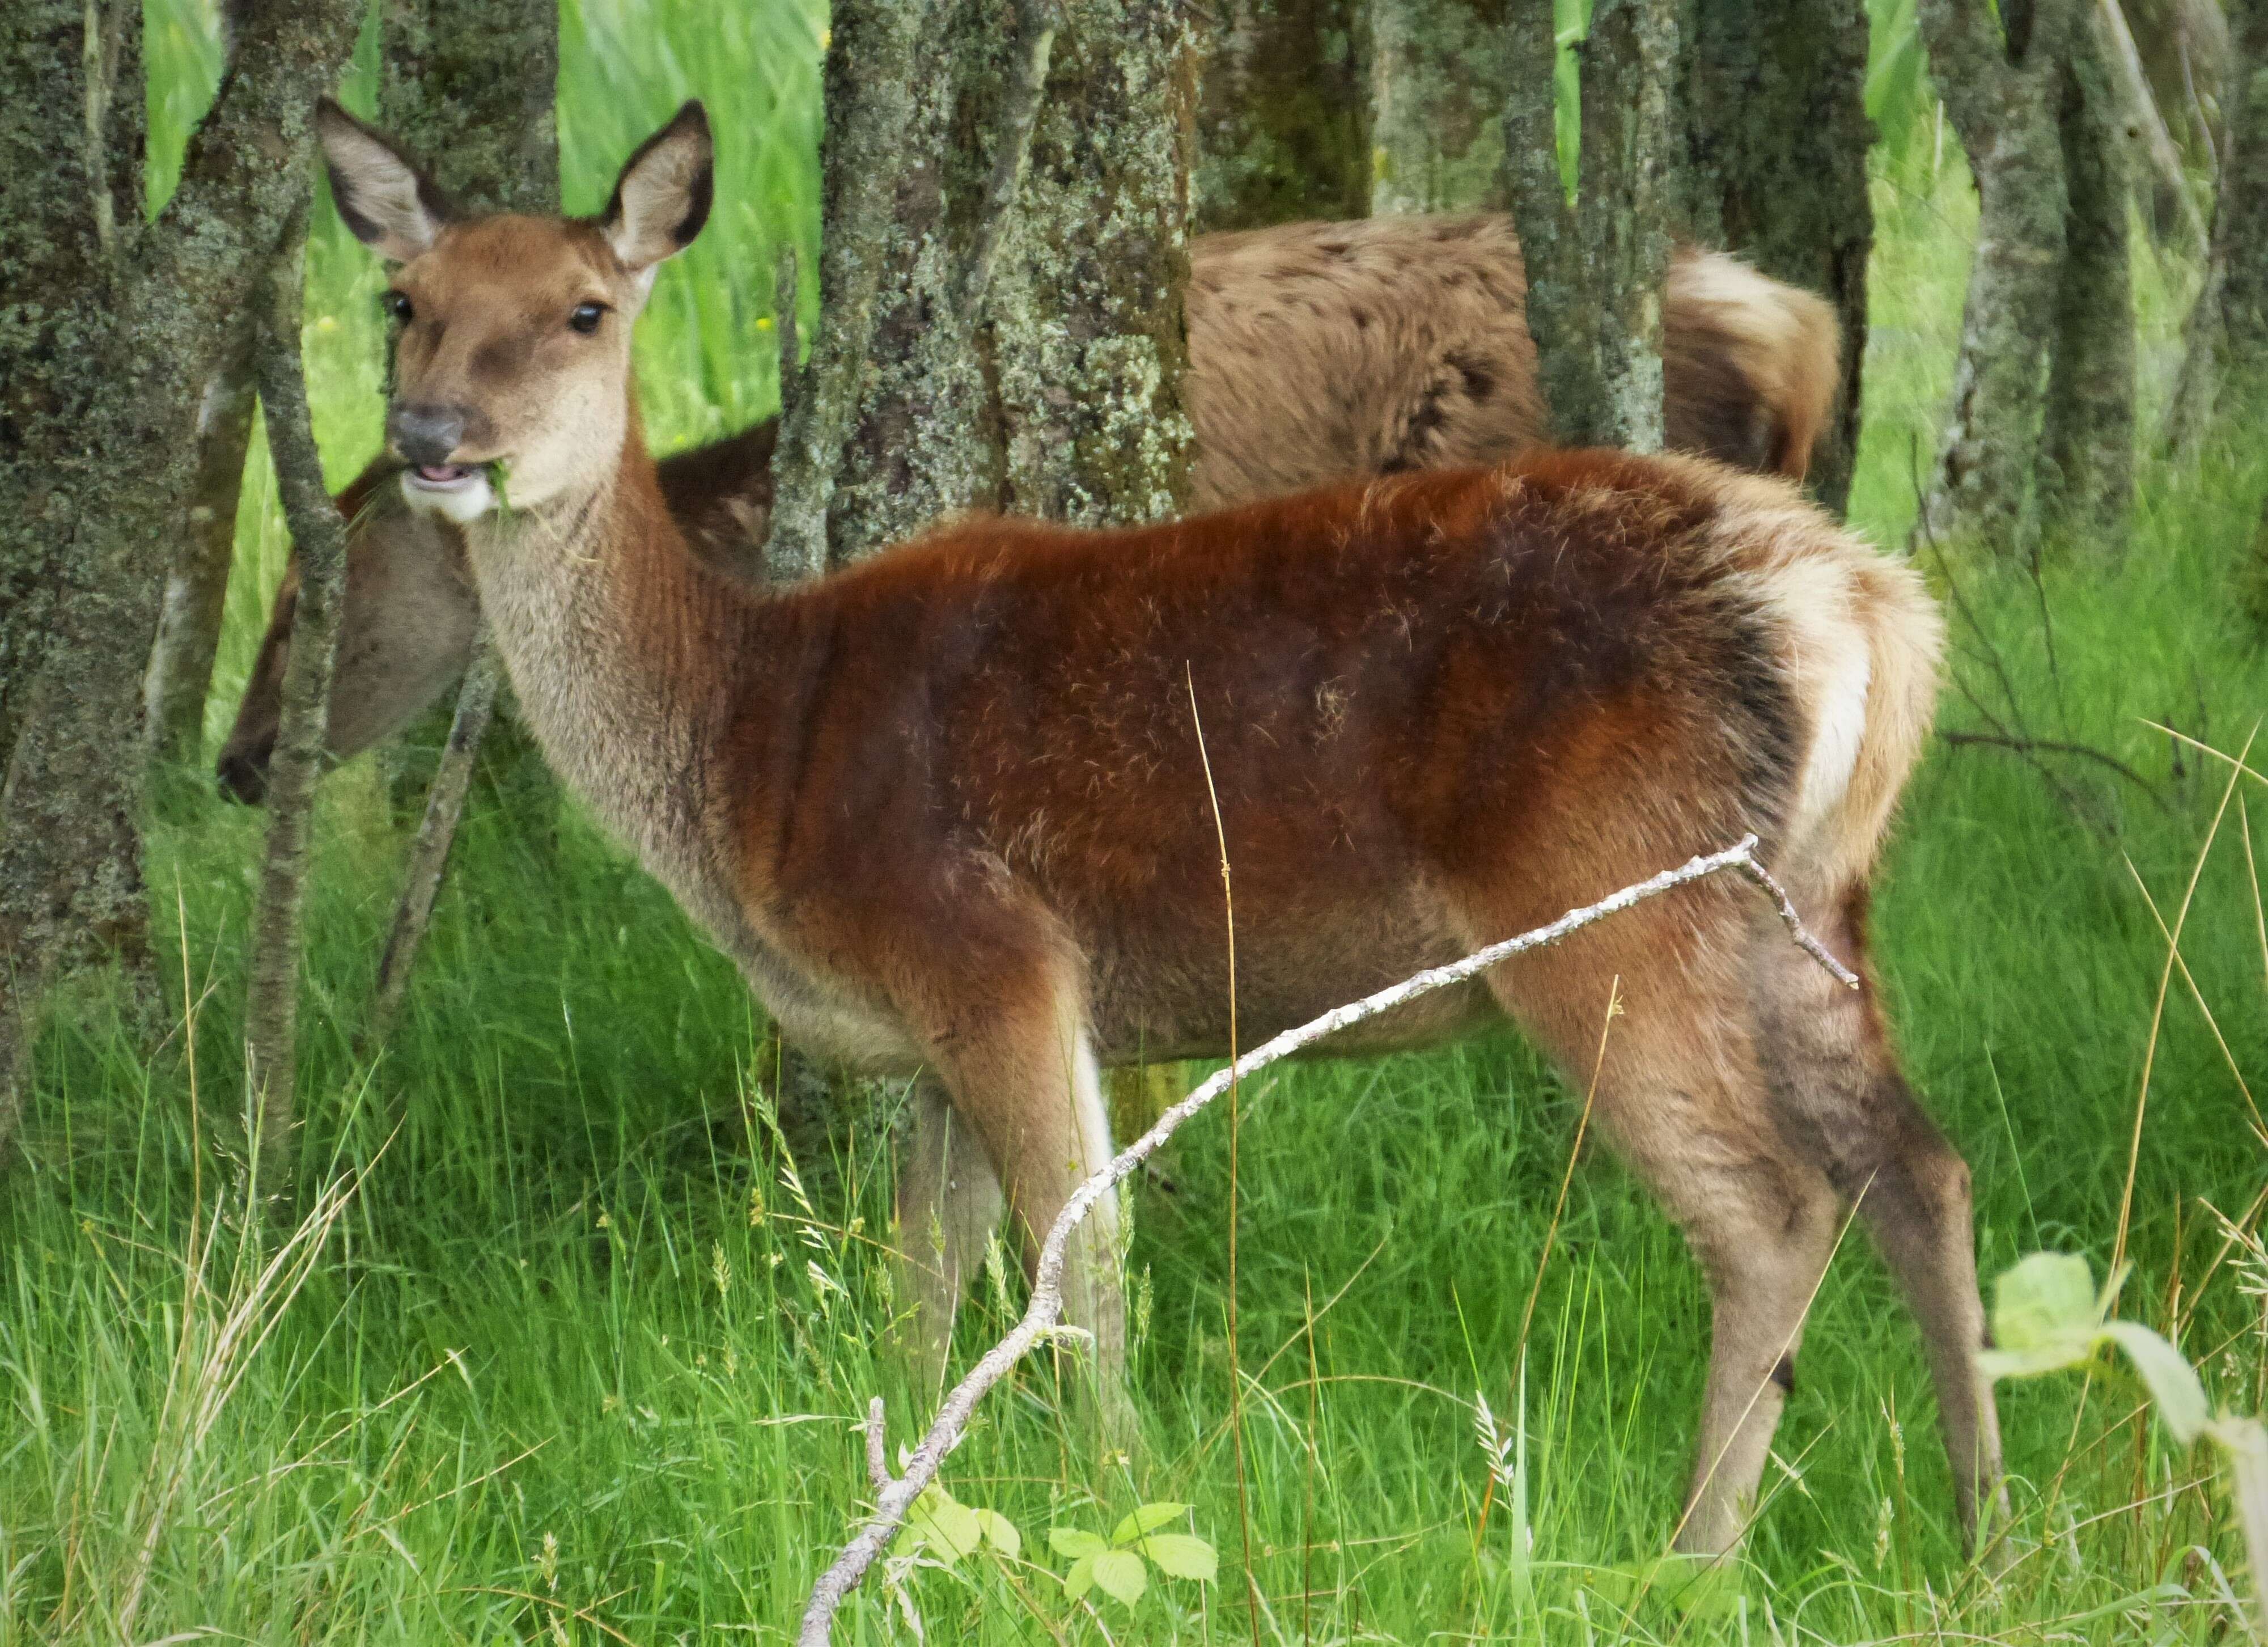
[795,836,1853,1643]
[954,0,1060,316]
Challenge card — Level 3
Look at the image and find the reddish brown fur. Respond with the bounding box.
[219,218,1834,797]
[317,102,2002,1555]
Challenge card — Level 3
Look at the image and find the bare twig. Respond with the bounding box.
[244,211,349,1190]
[361,637,504,1053]
[1939,730,2173,812]
[794,836,1852,1644]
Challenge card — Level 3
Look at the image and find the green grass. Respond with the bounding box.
[8,5,2268,1642]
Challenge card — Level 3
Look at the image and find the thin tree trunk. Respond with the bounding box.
[364,638,502,1052]
[0,0,362,1159]
[1194,0,1371,230]
[246,224,350,1185]
[1372,0,1510,214]
[2095,0,2208,256]
[2041,16,2136,554]
[2169,0,2268,453]
[1918,0,2083,556]
[1502,0,1684,452]
[1682,0,1873,514]
[766,2,939,581]
[354,0,562,1041]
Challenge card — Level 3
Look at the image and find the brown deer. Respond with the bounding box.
[316,99,2000,1553]
[217,219,1834,801]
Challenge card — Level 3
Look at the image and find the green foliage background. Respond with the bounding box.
[3,2,2266,1641]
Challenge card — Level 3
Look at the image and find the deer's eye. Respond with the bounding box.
[384,290,413,324]
[569,302,607,335]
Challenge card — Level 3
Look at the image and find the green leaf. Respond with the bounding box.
[1110,1502,1190,1544]
[1063,1552,1096,1599]
[2101,1322,2211,1445]
[1135,1532,1217,1581]
[1089,1548,1149,1607]
[1049,1526,1108,1561]
[972,1508,1021,1560]
[907,1484,981,1563]
[1991,1252,2105,1352]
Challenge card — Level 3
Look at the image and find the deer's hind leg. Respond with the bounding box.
[1749,886,2007,1548]
[892,1075,1007,1393]
[1474,884,1845,1555]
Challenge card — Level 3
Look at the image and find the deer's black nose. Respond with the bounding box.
[387,402,468,467]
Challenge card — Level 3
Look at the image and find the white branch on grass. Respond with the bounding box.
[795,835,1854,1644]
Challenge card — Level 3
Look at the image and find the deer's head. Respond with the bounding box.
[315,100,712,523]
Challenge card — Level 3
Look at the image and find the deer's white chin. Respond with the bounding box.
[401,464,495,524]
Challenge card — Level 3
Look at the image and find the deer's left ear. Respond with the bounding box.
[602,101,713,277]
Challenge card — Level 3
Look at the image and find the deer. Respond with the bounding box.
[314,98,2002,1555]
[217,219,1836,801]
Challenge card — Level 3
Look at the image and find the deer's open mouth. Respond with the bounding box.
[408,463,475,488]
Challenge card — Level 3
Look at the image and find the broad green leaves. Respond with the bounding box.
[899,1479,1019,1568]
[1979,1252,2210,1443]
[1049,1502,1216,1610]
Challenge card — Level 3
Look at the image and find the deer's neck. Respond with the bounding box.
[461,429,775,945]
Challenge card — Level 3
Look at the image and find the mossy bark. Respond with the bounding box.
[1503,0,1683,452]
[247,227,351,1182]
[380,0,560,212]
[1917,0,2081,556]
[990,0,1198,527]
[2040,20,2136,556]
[1194,0,1371,230]
[1372,0,1510,214]
[0,0,364,1152]
[2169,0,2268,453]
[1682,0,1873,514]
[1922,0,2135,560]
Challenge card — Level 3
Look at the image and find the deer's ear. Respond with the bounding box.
[316,99,451,262]
[602,101,713,276]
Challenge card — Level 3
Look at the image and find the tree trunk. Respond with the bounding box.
[766,2,939,580]
[1194,0,1371,230]
[1682,0,1873,514]
[991,0,1199,526]
[1502,0,1684,452]
[380,0,560,211]
[1917,0,2083,556]
[1372,0,1510,214]
[145,333,258,776]
[2169,0,2268,453]
[245,226,351,1184]
[2040,16,2136,554]
[350,0,564,1035]
[0,0,364,1155]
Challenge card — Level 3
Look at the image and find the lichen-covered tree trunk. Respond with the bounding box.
[1682,0,1873,514]
[1917,0,2082,554]
[2040,18,2136,554]
[1194,0,1371,230]
[991,0,1199,526]
[380,0,560,209]
[245,227,352,1181]
[2169,0,2268,453]
[1503,0,1684,451]
[0,0,364,1153]
[1372,0,1510,214]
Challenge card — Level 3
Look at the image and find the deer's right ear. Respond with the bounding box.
[316,100,451,262]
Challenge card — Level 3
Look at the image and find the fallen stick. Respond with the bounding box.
[796,834,1853,1644]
